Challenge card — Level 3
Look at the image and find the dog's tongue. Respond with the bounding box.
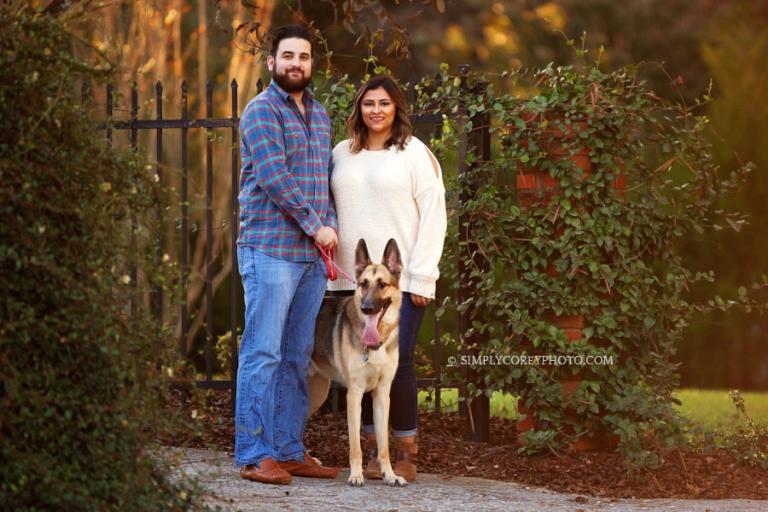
[361,312,382,347]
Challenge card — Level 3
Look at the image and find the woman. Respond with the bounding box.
[328,74,447,482]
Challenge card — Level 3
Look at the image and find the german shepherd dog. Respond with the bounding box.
[307,238,407,487]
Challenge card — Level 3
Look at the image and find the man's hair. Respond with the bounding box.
[269,25,313,57]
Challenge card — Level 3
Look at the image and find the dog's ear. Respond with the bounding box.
[354,239,372,277]
[382,238,402,276]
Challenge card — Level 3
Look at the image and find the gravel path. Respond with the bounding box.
[166,447,768,512]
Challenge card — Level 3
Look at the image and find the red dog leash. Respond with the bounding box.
[316,244,356,283]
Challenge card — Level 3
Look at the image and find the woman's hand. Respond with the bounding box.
[410,294,432,307]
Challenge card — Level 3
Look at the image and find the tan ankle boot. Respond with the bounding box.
[363,432,382,479]
[393,435,418,482]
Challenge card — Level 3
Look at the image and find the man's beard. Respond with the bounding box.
[273,67,311,93]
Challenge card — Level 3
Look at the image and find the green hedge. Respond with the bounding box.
[0,4,203,510]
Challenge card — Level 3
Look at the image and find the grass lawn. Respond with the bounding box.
[418,388,768,431]
[674,388,768,430]
[418,388,522,419]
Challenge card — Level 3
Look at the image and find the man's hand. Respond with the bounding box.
[410,294,432,307]
[313,226,338,251]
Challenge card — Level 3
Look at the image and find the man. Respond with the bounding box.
[235,24,340,485]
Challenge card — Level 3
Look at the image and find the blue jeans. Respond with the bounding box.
[235,246,327,467]
[361,292,426,437]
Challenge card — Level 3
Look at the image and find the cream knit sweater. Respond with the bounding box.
[327,136,447,298]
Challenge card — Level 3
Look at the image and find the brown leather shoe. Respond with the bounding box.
[240,458,292,485]
[363,433,382,480]
[393,436,418,482]
[279,452,341,479]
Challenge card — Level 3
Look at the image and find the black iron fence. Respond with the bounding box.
[89,70,490,440]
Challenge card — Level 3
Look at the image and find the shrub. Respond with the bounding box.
[718,390,768,469]
[0,4,204,510]
[413,58,755,467]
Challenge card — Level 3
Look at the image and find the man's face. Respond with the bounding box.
[267,37,312,93]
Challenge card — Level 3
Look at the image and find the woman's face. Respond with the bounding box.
[360,87,396,136]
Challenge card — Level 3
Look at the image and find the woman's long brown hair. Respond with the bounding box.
[345,75,412,153]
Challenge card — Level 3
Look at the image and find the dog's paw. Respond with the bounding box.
[383,474,407,487]
[347,473,365,487]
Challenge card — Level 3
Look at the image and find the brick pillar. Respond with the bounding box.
[514,113,621,451]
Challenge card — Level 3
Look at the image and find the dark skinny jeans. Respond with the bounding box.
[361,291,426,437]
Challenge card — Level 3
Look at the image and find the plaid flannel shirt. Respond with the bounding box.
[237,80,337,262]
